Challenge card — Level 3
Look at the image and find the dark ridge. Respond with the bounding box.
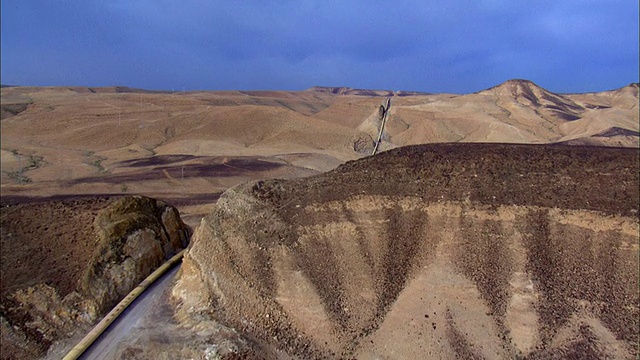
[69,158,286,185]
[539,91,584,111]
[483,79,540,92]
[1,194,118,207]
[63,86,175,94]
[307,86,394,97]
[593,127,640,138]
[395,90,433,96]
[549,110,582,121]
[237,90,294,97]
[583,103,612,109]
[527,324,604,359]
[517,84,541,106]
[307,86,354,95]
[483,80,586,112]
[1,93,34,119]
[596,231,639,344]
[108,86,174,94]
[1,103,30,119]
[275,143,639,218]
[119,154,199,167]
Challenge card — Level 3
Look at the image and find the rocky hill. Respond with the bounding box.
[173,143,639,359]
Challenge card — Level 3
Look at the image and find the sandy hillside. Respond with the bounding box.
[1,80,637,223]
[1,80,639,193]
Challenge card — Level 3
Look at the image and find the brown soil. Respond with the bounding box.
[178,143,639,359]
[1,197,115,297]
[0,197,118,357]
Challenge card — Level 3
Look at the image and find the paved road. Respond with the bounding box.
[79,265,181,360]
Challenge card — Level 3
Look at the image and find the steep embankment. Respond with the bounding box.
[0,196,191,359]
[174,143,639,359]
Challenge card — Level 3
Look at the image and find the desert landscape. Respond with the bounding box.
[1,80,639,359]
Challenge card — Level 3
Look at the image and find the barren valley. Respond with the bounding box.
[1,80,638,224]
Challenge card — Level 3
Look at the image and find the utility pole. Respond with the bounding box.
[372,97,391,155]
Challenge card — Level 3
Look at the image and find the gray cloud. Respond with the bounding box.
[1,0,637,93]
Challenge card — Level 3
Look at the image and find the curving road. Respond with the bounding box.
[78,265,181,360]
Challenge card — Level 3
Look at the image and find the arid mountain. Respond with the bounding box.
[389,80,638,147]
[0,79,637,226]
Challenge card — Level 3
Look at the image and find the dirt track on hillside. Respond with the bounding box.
[176,143,639,359]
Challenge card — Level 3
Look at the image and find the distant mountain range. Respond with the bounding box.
[1,79,638,178]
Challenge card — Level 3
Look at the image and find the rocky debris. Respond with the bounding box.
[0,195,191,359]
[174,143,638,359]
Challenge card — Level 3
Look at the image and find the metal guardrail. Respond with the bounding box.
[62,249,186,360]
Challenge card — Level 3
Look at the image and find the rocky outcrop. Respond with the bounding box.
[174,143,639,359]
[0,196,190,359]
[78,197,190,315]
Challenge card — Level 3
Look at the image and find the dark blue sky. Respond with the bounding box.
[2,1,638,94]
